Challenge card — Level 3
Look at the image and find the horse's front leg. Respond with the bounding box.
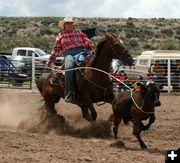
[44,101,57,115]
[81,96,97,121]
[79,104,92,122]
[133,120,147,149]
[88,103,97,121]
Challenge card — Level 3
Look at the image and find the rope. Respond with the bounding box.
[47,65,132,90]
[47,65,154,114]
[130,89,155,115]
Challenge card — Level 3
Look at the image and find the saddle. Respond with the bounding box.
[74,50,93,67]
[50,50,94,86]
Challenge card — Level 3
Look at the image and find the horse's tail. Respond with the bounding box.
[35,76,46,95]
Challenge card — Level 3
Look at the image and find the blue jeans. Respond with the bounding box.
[64,47,87,97]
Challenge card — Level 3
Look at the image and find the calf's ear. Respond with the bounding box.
[134,84,141,91]
[133,82,145,92]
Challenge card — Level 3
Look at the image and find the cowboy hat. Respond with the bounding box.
[58,16,76,29]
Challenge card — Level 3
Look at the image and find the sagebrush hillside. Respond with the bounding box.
[0,17,180,56]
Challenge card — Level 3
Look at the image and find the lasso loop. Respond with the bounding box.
[46,65,132,90]
[46,65,152,114]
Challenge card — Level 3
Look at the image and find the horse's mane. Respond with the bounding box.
[95,39,106,55]
[86,39,106,67]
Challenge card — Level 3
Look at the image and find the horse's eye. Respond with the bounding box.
[114,43,119,47]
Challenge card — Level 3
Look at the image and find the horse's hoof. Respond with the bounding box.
[57,115,65,124]
[141,145,147,150]
[110,140,125,148]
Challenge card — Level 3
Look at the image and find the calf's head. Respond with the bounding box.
[133,81,161,107]
[146,82,161,107]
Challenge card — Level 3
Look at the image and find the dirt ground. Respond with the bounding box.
[0,89,179,163]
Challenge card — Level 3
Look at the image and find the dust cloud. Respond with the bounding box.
[0,90,38,127]
[0,89,112,138]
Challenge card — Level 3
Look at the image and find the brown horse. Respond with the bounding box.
[36,33,134,122]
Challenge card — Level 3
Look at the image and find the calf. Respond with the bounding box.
[112,82,161,149]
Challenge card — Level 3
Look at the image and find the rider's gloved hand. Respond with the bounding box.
[44,62,51,69]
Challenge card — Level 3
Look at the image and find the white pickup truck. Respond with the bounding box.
[1,47,49,61]
[12,47,64,64]
[10,47,63,76]
[1,47,63,66]
[11,47,49,62]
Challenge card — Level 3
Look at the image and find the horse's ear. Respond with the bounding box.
[105,33,116,42]
[104,33,111,40]
[118,32,125,40]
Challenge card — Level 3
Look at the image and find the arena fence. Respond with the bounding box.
[0,53,49,90]
[110,58,180,93]
[0,55,180,93]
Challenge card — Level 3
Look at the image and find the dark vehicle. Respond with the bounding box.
[0,56,27,86]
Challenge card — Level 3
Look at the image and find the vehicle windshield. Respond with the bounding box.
[34,49,47,56]
[111,59,124,73]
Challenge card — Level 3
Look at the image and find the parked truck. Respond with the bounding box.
[1,47,63,66]
[10,47,63,65]
[1,47,63,77]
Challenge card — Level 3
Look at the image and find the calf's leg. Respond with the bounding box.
[133,120,147,149]
[144,114,156,130]
[140,114,156,131]
[113,116,122,139]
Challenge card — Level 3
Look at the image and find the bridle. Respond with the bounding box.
[106,37,129,59]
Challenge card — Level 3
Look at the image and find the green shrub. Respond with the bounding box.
[143,44,156,50]
[126,21,135,28]
[160,29,173,37]
[40,27,53,35]
[160,40,180,50]
[128,39,139,48]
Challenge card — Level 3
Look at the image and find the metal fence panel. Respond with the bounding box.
[1,56,180,93]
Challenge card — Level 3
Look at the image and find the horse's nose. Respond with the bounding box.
[132,59,135,66]
[127,57,134,67]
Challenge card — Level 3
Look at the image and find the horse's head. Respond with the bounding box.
[105,33,134,67]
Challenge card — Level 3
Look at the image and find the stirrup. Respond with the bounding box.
[65,91,75,103]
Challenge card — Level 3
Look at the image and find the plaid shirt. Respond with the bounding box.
[47,29,93,65]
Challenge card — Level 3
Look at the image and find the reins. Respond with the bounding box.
[47,65,132,90]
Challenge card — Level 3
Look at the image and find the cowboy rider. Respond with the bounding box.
[46,16,95,102]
